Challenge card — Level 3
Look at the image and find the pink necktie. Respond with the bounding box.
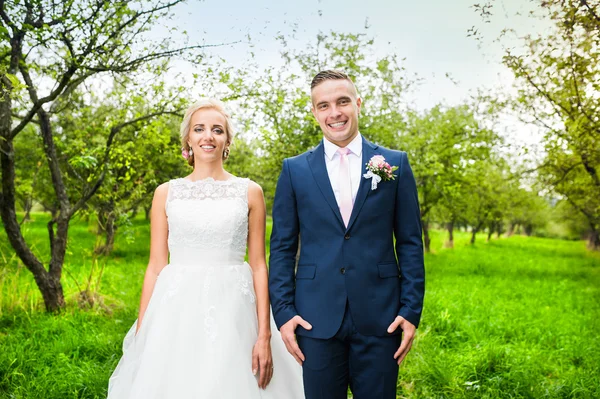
[337,147,353,227]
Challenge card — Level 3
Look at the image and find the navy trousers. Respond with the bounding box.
[297,304,401,399]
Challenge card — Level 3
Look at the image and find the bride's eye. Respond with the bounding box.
[213,128,224,134]
[194,127,203,133]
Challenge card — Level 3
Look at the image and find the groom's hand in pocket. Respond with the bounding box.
[280,315,312,365]
[388,316,416,365]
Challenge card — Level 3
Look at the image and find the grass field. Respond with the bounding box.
[0,213,599,398]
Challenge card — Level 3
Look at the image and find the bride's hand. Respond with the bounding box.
[252,336,273,389]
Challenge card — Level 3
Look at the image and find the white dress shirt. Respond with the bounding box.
[323,133,363,207]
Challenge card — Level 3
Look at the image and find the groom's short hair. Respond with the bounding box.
[311,69,351,88]
[310,70,359,98]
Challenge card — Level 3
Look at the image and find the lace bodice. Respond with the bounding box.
[166,177,249,266]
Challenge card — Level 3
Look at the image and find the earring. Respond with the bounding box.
[224,148,230,159]
[188,147,193,157]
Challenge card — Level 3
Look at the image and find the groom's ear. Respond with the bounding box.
[356,97,362,114]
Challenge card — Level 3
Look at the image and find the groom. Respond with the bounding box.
[269,70,425,399]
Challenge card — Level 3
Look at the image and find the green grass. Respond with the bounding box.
[399,231,600,398]
[0,215,599,398]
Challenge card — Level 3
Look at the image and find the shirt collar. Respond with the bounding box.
[323,132,363,161]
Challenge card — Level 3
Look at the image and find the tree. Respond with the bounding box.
[0,0,209,311]
[400,105,501,251]
[474,0,600,249]
[463,159,506,244]
[503,183,549,237]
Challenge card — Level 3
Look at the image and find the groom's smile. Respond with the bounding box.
[328,121,347,129]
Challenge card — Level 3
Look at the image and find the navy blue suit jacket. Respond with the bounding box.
[268,137,425,339]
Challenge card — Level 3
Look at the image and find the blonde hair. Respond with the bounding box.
[179,98,235,166]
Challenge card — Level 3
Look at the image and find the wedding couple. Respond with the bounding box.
[107,70,425,399]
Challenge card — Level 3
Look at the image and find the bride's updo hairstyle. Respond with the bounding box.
[180,98,235,166]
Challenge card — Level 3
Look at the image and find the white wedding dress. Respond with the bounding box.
[107,177,304,398]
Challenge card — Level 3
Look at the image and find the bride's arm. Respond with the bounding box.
[136,182,169,334]
[247,181,273,389]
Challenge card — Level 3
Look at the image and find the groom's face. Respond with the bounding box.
[311,79,362,147]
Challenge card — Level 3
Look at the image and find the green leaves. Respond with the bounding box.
[68,155,98,170]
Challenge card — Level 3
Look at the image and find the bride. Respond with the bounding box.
[107,98,304,398]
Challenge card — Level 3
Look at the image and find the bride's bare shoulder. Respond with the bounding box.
[153,182,170,203]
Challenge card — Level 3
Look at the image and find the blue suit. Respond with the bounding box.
[269,136,425,398]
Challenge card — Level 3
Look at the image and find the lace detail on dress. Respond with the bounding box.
[169,178,249,202]
[230,265,256,304]
[164,267,182,300]
[166,177,249,257]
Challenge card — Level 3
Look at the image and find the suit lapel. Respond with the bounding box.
[346,138,379,232]
[307,141,345,227]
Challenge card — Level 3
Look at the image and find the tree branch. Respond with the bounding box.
[0,0,14,30]
[84,42,230,73]
[509,54,574,121]
[11,61,78,138]
[567,38,595,124]
[580,0,600,25]
[580,151,600,187]
[19,61,71,209]
[69,108,182,216]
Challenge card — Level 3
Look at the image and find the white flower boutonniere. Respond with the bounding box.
[363,155,398,190]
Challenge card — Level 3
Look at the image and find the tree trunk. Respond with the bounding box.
[34,271,65,312]
[95,210,117,255]
[444,222,454,248]
[507,222,515,237]
[145,205,151,221]
[496,222,502,238]
[19,197,33,224]
[0,38,67,311]
[104,215,116,254]
[423,220,431,253]
[587,229,600,251]
[470,227,477,244]
[0,135,66,312]
[1,62,71,312]
[487,224,493,242]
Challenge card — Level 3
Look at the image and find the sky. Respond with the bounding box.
[155,0,551,147]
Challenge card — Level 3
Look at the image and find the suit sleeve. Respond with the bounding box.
[394,152,425,327]
[268,158,300,329]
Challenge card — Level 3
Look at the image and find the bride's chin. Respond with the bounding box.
[196,156,222,163]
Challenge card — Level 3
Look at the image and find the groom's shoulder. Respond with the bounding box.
[283,145,317,166]
[371,142,407,162]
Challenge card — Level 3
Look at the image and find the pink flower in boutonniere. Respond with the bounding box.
[181,147,189,159]
[364,155,398,190]
[369,155,386,168]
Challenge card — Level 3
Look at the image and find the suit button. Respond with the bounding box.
[340,268,346,275]
[344,234,350,240]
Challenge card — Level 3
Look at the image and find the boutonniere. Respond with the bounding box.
[363,155,398,190]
